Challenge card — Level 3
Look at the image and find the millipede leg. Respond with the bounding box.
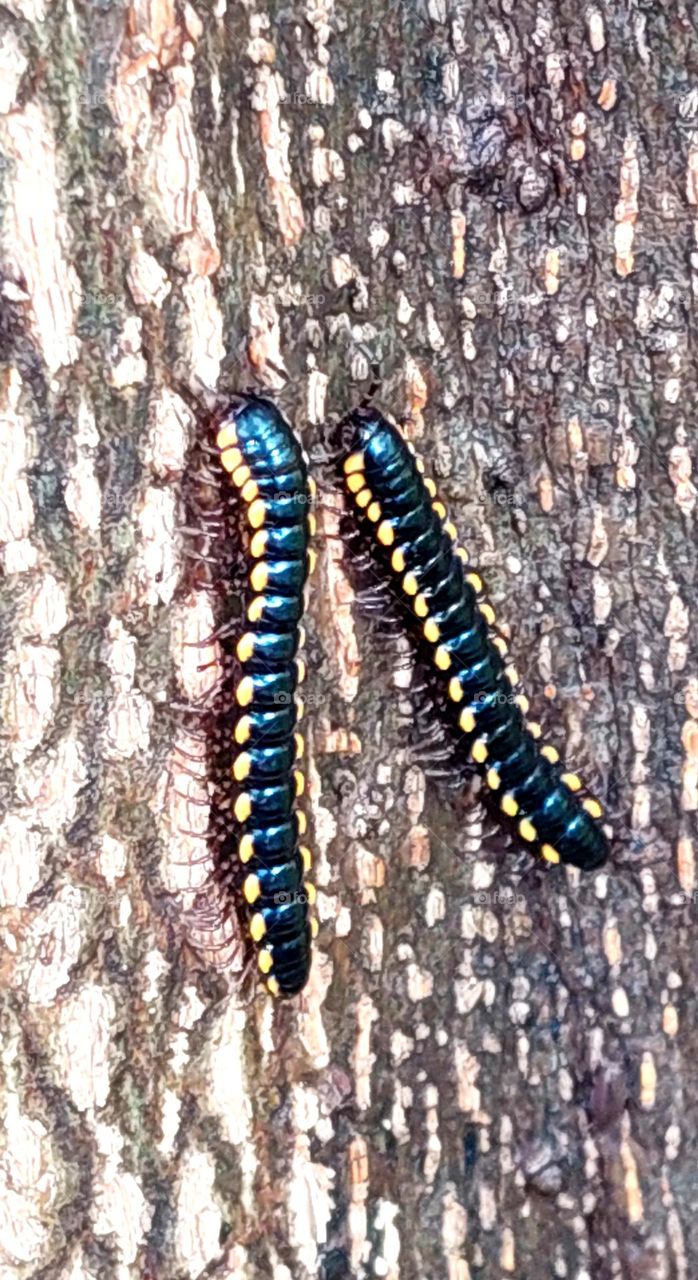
[182,622,237,649]
[197,464,227,486]
[181,549,221,566]
[171,680,224,712]
[168,850,213,869]
[360,358,382,407]
[171,762,209,782]
[196,657,229,676]
[172,744,209,763]
[187,500,227,519]
[178,522,225,536]
[171,789,210,806]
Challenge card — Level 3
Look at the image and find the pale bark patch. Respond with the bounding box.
[173,1147,223,1276]
[0,814,45,907]
[15,733,87,832]
[93,1157,151,1267]
[0,105,81,372]
[54,982,116,1112]
[0,28,27,114]
[0,370,35,561]
[0,1091,56,1270]
[251,68,305,247]
[2,643,60,761]
[22,885,86,1006]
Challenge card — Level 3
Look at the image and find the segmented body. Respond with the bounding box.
[216,397,317,995]
[340,408,608,871]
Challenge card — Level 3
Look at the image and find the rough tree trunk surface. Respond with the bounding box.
[0,1,696,1277]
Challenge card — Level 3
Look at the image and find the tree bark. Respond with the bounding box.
[1,1,697,1277]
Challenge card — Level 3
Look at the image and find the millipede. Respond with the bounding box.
[337,406,609,871]
[213,395,318,996]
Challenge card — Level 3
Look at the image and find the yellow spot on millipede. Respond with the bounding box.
[346,473,364,494]
[258,949,273,974]
[519,818,537,842]
[403,572,418,596]
[250,913,266,941]
[239,833,254,862]
[583,798,603,818]
[505,665,519,686]
[481,603,496,626]
[297,810,307,834]
[467,573,483,593]
[424,619,440,643]
[296,657,306,684]
[456,547,469,562]
[541,844,560,864]
[247,596,265,623]
[216,423,238,451]
[231,462,250,487]
[434,646,451,671]
[248,498,266,529]
[515,694,529,714]
[459,710,475,733]
[311,917,319,938]
[527,721,542,739]
[241,478,259,504]
[236,633,255,663]
[295,732,305,759]
[471,739,488,763]
[414,594,428,618]
[267,976,280,996]
[486,768,500,790]
[424,478,437,497]
[300,846,312,872]
[432,501,447,520]
[220,447,243,473]
[501,794,519,817]
[233,752,251,782]
[367,501,381,522]
[356,487,372,508]
[304,881,317,905]
[243,873,260,904]
[448,677,463,702]
[561,772,582,792]
[377,520,394,546]
[234,716,251,745]
[494,637,509,656]
[391,548,405,573]
[235,793,252,822]
[344,451,364,474]
[307,547,317,574]
[295,770,305,796]
[307,512,317,536]
[541,745,559,764]
[236,677,254,707]
[444,522,458,540]
[250,562,268,592]
[250,530,267,558]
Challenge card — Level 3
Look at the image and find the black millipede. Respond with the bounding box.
[337,406,609,871]
[214,395,318,995]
